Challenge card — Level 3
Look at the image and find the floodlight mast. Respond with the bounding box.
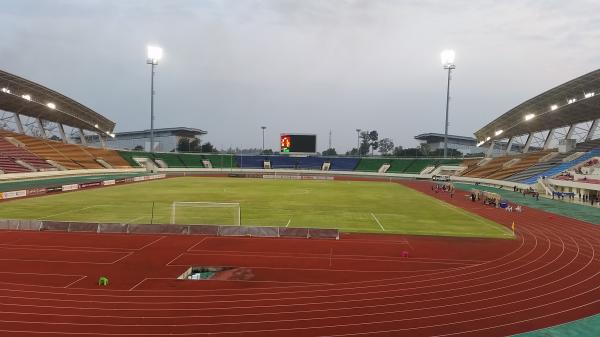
[441,49,456,158]
[261,126,266,153]
[356,128,361,155]
[147,45,163,153]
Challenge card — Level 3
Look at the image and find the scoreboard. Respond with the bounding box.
[280,134,317,153]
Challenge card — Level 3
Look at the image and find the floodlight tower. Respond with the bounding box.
[147,45,163,153]
[441,49,456,158]
[356,128,361,155]
[261,126,266,153]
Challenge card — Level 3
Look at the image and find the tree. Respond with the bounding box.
[368,130,379,156]
[133,145,144,151]
[261,149,274,155]
[322,148,337,156]
[189,139,201,152]
[177,138,190,152]
[346,148,359,156]
[359,131,370,156]
[420,143,431,156]
[200,142,216,153]
[378,138,394,155]
[430,148,463,157]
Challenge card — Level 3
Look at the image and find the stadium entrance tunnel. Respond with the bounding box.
[178,266,254,281]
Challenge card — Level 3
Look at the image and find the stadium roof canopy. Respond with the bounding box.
[475,68,600,144]
[0,69,115,134]
[415,133,476,143]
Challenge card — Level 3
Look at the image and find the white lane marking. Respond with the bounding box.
[371,213,385,231]
[286,218,292,227]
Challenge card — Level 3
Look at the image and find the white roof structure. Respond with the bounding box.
[475,68,600,147]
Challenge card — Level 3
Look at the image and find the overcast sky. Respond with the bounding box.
[1,0,599,152]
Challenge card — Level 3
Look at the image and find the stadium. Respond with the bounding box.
[1,2,600,334]
[0,62,599,337]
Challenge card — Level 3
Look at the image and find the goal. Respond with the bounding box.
[170,202,241,226]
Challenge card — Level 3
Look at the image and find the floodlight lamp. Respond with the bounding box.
[495,130,503,136]
[567,98,576,104]
[147,45,163,64]
[440,49,456,68]
[94,124,99,128]
[550,104,558,111]
[46,102,56,109]
[110,133,116,138]
[21,94,31,101]
[1,88,10,93]
[486,136,491,141]
[524,113,535,121]
[476,141,485,147]
[584,92,595,99]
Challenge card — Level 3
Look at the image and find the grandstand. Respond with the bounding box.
[1,66,599,206]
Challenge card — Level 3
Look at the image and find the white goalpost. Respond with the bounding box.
[170,202,241,226]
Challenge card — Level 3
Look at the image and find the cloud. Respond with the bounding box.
[0,0,598,152]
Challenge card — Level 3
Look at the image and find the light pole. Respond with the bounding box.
[147,45,163,153]
[261,126,266,153]
[356,128,361,155]
[441,49,456,158]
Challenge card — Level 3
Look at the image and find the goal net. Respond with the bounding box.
[170,202,241,226]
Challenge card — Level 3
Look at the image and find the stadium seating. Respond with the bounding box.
[0,131,82,169]
[235,155,264,168]
[0,137,54,171]
[328,157,359,171]
[153,153,187,168]
[205,154,236,168]
[0,156,30,173]
[521,148,600,184]
[355,159,390,172]
[458,158,482,176]
[83,147,132,169]
[461,156,514,178]
[116,150,145,167]
[486,151,549,180]
[403,159,437,174]
[505,152,568,182]
[177,153,205,168]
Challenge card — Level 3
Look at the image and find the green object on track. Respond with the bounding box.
[98,276,109,286]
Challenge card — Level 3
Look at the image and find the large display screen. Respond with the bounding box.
[280,134,317,153]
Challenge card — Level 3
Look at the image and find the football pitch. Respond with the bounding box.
[0,177,513,238]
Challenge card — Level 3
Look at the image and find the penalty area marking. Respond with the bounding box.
[370,213,385,231]
[286,218,292,227]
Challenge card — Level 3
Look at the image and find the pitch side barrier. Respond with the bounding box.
[0,174,166,202]
[0,219,340,240]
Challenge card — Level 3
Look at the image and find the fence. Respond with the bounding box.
[0,219,340,240]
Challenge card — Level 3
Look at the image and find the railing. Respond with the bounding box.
[0,219,340,240]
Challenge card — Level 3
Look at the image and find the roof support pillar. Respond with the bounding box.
[586,119,599,141]
[505,137,514,154]
[543,128,556,150]
[523,133,533,153]
[79,128,87,145]
[57,124,68,144]
[565,124,575,140]
[13,113,24,134]
[486,141,495,157]
[96,132,106,149]
[36,118,47,139]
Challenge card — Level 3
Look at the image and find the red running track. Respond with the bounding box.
[0,179,598,336]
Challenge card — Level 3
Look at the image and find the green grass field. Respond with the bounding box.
[0,177,513,238]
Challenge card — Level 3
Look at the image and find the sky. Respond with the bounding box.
[1,0,599,153]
